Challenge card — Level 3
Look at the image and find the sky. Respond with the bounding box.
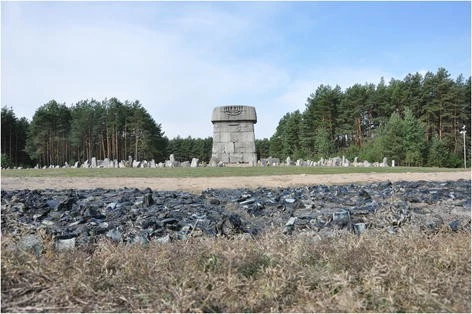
[1,1,471,140]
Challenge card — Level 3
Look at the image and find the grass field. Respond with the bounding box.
[0,166,465,178]
[2,227,470,312]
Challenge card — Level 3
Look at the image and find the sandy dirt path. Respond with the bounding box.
[1,171,470,194]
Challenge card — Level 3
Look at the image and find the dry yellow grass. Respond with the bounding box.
[2,227,470,312]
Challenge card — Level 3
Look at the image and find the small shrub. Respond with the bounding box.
[237,251,273,279]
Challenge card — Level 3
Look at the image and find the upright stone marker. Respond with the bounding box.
[211,105,257,165]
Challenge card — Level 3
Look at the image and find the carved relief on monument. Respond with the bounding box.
[223,106,243,117]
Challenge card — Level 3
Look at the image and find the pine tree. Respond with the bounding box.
[313,126,334,159]
[26,100,72,165]
[378,111,405,164]
[403,108,426,166]
[301,85,341,156]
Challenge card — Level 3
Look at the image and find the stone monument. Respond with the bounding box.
[211,105,257,165]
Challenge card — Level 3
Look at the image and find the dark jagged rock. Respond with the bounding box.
[1,180,470,249]
[143,193,155,207]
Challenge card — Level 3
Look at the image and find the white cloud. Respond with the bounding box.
[2,4,292,139]
[2,2,401,140]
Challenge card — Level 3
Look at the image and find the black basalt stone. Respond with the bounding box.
[83,206,106,219]
[143,193,155,207]
[1,180,470,248]
[209,198,221,205]
[358,189,372,201]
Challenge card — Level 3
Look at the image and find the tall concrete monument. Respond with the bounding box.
[211,105,257,165]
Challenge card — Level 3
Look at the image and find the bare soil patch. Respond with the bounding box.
[2,171,470,193]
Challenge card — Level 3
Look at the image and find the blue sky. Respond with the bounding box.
[2,1,470,139]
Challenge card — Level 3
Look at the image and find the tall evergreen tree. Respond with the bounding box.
[403,72,424,117]
[26,100,72,165]
[403,108,426,166]
[338,83,373,147]
[255,138,270,160]
[269,112,300,159]
[379,111,405,164]
[313,126,334,159]
[427,135,453,167]
[1,107,32,167]
[301,85,342,156]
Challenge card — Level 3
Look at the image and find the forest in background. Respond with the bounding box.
[268,68,470,167]
[1,68,470,168]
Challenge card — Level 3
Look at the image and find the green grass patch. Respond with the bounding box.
[0,166,465,178]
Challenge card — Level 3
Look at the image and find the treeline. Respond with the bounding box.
[166,136,213,163]
[1,101,271,167]
[2,98,168,167]
[269,68,470,167]
[1,108,32,167]
[1,68,470,168]
[1,98,219,168]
